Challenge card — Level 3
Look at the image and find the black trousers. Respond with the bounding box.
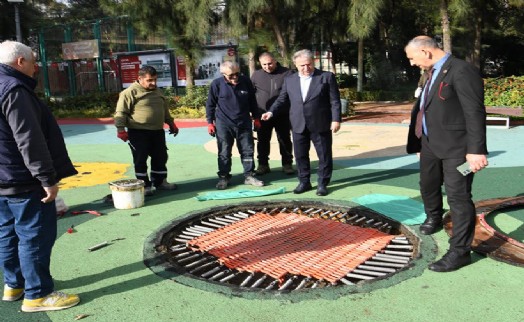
[256,115,293,166]
[420,136,476,253]
[292,128,332,186]
[128,129,168,188]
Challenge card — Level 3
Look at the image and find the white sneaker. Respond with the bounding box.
[244,175,264,187]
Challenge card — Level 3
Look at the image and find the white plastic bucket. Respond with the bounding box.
[108,179,145,209]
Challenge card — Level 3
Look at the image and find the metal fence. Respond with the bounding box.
[31,16,168,97]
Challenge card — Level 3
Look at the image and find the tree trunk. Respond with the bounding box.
[268,8,289,67]
[185,54,195,89]
[440,0,452,53]
[248,48,256,77]
[357,38,364,92]
[471,14,482,69]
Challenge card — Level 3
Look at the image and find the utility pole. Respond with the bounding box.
[8,0,24,42]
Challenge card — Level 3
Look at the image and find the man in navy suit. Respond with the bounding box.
[405,36,488,272]
[261,49,341,196]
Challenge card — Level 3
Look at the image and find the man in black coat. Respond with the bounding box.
[251,52,294,175]
[262,49,341,196]
[405,36,488,272]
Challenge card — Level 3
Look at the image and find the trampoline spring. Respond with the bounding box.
[224,215,242,221]
[365,219,375,225]
[373,254,410,264]
[246,210,257,214]
[320,210,332,217]
[357,264,396,273]
[346,214,359,222]
[174,251,194,258]
[186,227,209,234]
[169,245,187,252]
[364,260,406,268]
[213,217,237,223]
[353,216,367,224]
[328,211,342,219]
[384,250,413,257]
[237,211,251,217]
[339,278,355,285]
[208,269,230,281]
[208,218,232,225]
[352,269,387,277]
[391,238,409,244]
[201,266,222,278]
[303,208,315,214]
[191,225,214,232]
[250,275,267,288]
[269,208,280,215]
[265,280,278,290]
[200,221,224,228]
[292,207,301,213]
[295,277,311,290]
[184,257,212,268]
[233,213,249,219]
[177,253,201,263]
[393,236,407,240]
[309,209,323,217]
[189,261,217,274]
[278,276,297,290]
[181,231,205,237]
[311,279,323,289]
[375,253,411,261]
[240,273,255,287]
[386,245,414,250]
[346,272,375,280]
[372,221,384,227]
[219,272,238,283]
[280,207,288,213]
[177,234,195,240]
[174,238,191,243]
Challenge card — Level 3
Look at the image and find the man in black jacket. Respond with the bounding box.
[0,40,80,312]
[251,52,294,175]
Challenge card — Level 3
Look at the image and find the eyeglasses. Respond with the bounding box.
[223,72,239,78]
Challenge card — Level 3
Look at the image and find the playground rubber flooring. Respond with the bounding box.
[1,108,523,322]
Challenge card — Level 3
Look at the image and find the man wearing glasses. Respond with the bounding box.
[206,61,264,189]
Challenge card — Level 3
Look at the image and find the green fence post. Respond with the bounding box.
[38,29,51,98]
[93,20,105,92]
[127,20,135,52]
[64,25,77,96]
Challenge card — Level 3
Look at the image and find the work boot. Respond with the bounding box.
[282,164,295,175]
[3,285,23,301]
[244,175,264,187]
[255,164,271,175]
[156,179,178,190]
[216,176,230,190]
[21,291,80,312]
[144,186,155,196]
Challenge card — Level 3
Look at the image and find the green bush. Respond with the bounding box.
[484,76,524,107]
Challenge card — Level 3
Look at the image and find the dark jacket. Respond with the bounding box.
[406,56,488,158]
[0,63,77,195]
[251,64,293,113]
[205,75,260,128]
[269,69,341,134]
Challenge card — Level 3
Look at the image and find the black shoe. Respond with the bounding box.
[419,217,443,235]
[293,182,312,194]
[316,185,328,196]
[428,250,472,272]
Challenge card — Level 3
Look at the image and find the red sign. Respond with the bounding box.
[119,56,141,85]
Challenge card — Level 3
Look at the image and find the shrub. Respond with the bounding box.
[484,76,524,107]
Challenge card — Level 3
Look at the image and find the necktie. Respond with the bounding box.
[415,68,435,138]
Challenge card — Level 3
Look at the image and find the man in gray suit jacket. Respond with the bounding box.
[405,36,488,272]
[261,49,341,196]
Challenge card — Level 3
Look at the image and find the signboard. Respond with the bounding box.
[62,40,99,60]
[116,50,175,89]
[176,47,236,87]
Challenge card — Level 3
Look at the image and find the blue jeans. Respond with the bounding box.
[215,119,255,177]
[0,190,57,299]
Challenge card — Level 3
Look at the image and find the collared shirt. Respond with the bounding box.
[299,73,312,102]
[422,53,450,135]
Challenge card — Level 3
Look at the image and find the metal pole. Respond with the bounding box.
[14,4,22,42]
